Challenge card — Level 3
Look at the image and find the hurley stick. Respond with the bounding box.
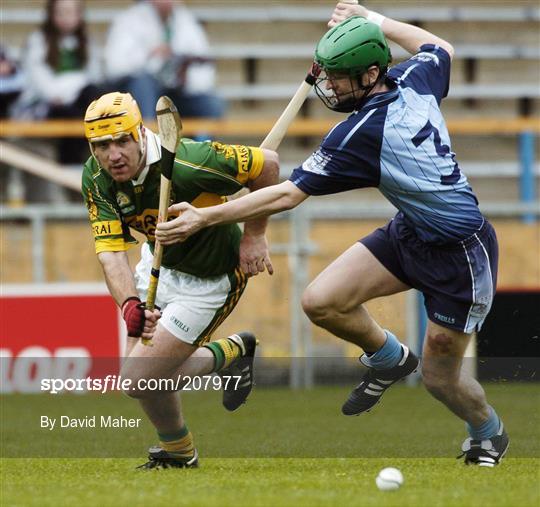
[259,0,358,151]
[143,96,182,346]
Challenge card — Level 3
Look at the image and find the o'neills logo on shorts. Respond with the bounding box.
[434,312,455,324]
[170,316,190,333]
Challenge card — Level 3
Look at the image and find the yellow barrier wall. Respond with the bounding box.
[1,219,538,355]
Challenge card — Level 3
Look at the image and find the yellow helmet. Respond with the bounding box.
[84,92,143,143]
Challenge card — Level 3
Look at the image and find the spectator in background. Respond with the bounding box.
[0,46,25,118]
[104,0,224,122]
[18,0,103,165]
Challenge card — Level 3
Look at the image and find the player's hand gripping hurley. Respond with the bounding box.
[258,0,357,150]
[143,96,183,346]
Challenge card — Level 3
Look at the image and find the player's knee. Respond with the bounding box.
[120,364,147,399]
[301,286,331,324]
[123,376,160,399]
[422,375,446,400]
[123,385,143,399]
[421,367,456,401]
[120,374,144,399]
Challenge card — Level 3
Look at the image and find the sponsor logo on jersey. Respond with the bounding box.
[302,149,332,176]
[412,52,440,66]
[125,209,158,239]
[92,220,123,237]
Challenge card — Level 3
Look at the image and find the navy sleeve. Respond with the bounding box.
[387,44,451,104]
[288,108,385,196]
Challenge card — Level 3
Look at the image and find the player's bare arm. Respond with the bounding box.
[239,148,280,276]
[97,251,138,305]
[98,250,160,340]
[329,2,454,58]
[244,148,280,230]
[156,181,308,245]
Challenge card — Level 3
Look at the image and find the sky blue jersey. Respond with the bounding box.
[290,44,484,244]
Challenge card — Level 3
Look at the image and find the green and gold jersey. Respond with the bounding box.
[82,132,265,277]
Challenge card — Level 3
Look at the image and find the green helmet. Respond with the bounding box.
[315,16,391,76]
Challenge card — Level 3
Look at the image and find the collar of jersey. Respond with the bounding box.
[131,129,161,186]
[356,85,399,112]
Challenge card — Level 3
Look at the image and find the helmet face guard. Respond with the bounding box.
[314,70,382,113]
[314,16,392,112]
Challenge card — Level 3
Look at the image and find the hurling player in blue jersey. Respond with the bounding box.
[156,4,508,466]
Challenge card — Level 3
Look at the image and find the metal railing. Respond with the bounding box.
[1,201,538,386]
[2,5,539,24]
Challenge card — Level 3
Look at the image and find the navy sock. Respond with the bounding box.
[467,406,501,440]
[362,330,403,370]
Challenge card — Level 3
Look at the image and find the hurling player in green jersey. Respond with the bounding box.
[82,92,279,469]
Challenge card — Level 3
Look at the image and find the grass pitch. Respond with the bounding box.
[1,384,539,506]
[2,457,538,507]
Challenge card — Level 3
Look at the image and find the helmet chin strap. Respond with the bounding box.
[338,74,380,113]
[350,78,379,111]
[133,126,147,177]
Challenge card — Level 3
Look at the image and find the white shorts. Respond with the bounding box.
[134,243,247,345]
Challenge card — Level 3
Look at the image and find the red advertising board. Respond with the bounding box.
[0,284,124,392]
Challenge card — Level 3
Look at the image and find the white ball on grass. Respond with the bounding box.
[375,467,404,491]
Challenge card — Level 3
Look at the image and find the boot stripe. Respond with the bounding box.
[364,388,384,396]
[228,334,247,355]
[398,345,409,366]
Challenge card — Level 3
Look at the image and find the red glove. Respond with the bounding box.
[121,297,145,337]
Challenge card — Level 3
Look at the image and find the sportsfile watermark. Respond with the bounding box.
[1,357,538,458]
[40,374,242,395]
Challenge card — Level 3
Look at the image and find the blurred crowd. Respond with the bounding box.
[1,0,224,166]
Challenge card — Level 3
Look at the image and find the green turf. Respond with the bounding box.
[1,458,538,507]
[1,384,539,506]
[1,383,538,458]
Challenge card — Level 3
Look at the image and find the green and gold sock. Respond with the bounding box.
[158,425,195,459]
[204,336,243,371]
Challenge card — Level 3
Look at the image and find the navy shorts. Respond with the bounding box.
[360,215,499,333]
